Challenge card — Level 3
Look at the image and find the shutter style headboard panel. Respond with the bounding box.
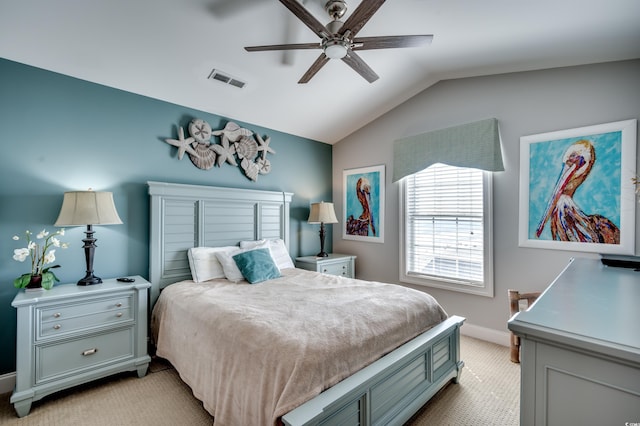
[148,181,293,306]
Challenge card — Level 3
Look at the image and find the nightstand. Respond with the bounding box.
[295,254,357,278]
[10,277,151,417]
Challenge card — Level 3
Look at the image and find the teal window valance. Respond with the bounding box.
[392,118,504,182]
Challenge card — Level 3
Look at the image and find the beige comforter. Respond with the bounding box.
[151,268,447,426]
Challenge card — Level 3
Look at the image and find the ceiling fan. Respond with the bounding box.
[244,0,433,84]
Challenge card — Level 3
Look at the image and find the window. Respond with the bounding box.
[399,163,494,297]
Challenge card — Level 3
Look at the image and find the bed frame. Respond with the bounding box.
[147,181,465,426]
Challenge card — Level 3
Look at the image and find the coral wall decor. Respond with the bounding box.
[163,119,275,181]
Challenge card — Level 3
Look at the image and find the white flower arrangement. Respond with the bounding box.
[12,228,69,289]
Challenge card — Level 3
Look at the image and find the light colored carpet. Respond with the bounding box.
[0,335,519,425]
[407,335,520,425]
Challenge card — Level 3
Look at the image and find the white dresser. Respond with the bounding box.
[508,258,640,425]
[10,277,151,417]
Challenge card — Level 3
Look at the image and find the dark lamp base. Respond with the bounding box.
[78,225,103,286]
[77,274,103,286]
[316,222,330,258]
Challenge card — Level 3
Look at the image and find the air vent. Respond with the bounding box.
[208,69,246,89]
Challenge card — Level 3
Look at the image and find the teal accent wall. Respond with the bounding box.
[0,58,333,374]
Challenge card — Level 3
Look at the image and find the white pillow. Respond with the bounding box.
[240,239,295,269]
[216,241,271,283]
[187,246,238,283]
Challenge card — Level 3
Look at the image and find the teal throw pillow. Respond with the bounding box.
[232,248,281,284]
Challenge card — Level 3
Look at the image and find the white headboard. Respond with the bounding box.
[147,181,293,306]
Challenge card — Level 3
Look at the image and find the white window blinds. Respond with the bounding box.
[404,163,485,285]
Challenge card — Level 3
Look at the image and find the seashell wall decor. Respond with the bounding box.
[163,119,276,181]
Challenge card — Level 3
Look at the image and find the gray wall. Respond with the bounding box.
[0,58,333,374]
[333,59,640,336]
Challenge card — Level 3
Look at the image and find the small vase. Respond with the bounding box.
[25,274,43,291]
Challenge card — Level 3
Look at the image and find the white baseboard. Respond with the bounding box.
[461,322,511,347]
[0,371,15,395]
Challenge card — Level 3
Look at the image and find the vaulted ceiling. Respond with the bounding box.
[1,0,639,144]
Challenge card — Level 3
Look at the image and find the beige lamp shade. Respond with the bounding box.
[308,202,338,224]
[55,191,123,226]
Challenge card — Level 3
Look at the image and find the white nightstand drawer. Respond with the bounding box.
[36,327,134,384]
[37,295,133,339]
[295,254,356,279]
[319,261,350,276]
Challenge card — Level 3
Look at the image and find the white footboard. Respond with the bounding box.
[282,315,465,426]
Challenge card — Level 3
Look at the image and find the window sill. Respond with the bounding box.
[400,273,494,297]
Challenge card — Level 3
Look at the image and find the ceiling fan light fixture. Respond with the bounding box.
[323,39,348,59]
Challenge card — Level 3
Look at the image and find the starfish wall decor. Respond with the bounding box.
[163,119,276,182]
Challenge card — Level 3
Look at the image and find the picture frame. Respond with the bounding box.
[343,165,385,243]
[518,119,637,254]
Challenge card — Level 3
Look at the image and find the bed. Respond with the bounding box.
[147,181,465,426]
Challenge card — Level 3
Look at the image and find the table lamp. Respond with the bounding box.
[308,201,338,257]
[54,190,123,285]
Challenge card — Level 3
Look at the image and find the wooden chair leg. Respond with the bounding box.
[508,290,521,363]
[508,289,541,363]
[510,333,520,363]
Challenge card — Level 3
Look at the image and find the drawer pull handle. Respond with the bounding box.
[116,312,123,317]
[82,348,98,356]
[53,324,61,330]
[53,313,61,318]
[116,303,123,307]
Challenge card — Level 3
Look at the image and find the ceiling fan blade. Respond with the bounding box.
[342,50,379,83]
[298,54,330,84]
[339,0,386,37]
[245,43,320,52]
[279,0,331,39]
[352,35,433,50]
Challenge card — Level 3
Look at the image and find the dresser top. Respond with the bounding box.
[12,276,150,307]
[509,258,640,361]
[296,253,356,263]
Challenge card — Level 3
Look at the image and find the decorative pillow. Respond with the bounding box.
[240,239,266,250]
[187,246,238,282]
[232,248,281,284]
[215,241,270,282]
[240,239,295,269]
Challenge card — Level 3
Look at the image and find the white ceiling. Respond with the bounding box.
[1,0,639,144]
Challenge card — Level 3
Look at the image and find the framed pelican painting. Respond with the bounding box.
[343,165,385,243]
[518,119,637,254]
